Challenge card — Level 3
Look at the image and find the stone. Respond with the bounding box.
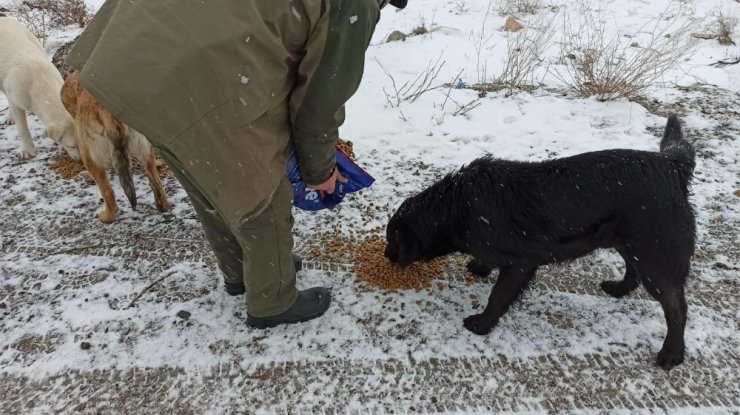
[504,16,523,32]
[386,30,407,42]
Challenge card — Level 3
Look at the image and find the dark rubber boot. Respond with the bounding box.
[246,287,331,329]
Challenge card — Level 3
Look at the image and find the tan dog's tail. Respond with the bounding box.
[113,138,137,210]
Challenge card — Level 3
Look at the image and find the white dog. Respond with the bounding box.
[0,17,79,160]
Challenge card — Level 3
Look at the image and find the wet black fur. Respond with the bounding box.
[385,115,695,369]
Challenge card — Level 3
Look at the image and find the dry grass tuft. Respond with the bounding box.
[555,2,697,101]
[497,0,545,16]
[1,0,90,44]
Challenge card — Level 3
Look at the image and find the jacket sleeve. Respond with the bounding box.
[290,0,380,185]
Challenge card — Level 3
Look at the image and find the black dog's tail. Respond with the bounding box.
[660,115,695,160]
[659,114,695,188]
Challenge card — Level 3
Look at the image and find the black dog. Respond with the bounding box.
[385,115,695,370]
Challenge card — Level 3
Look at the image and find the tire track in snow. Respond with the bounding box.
[2,351,739,414]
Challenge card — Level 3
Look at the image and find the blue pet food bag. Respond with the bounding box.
[287,145,375,211]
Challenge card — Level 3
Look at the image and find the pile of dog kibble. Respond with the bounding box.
[307,230,467,292]
[352,234,448,291]
[49,155,85,180]
[48,153,172,180]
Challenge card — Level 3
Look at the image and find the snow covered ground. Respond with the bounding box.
[1,0,739,413]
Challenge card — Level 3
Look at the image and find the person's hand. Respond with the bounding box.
[308,168,348,194]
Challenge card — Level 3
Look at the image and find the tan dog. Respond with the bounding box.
[61,71,172,223]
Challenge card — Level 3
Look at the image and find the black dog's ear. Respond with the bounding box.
[394,229,404,250]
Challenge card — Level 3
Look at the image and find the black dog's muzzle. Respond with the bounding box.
[384,244,398,263]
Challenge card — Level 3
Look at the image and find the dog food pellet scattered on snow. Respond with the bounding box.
[353,235,447,291]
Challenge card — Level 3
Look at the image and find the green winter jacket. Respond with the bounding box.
[67,0,388,225]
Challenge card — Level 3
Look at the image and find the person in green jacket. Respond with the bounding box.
[67,0,408,328]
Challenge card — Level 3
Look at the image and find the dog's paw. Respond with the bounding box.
[467,258,494,277]
[156,197,173,213]
[656,347,684,370]
[19,147,36,160]
[4,115,15,125]
[600,280,632,298]
[463,314,494,335]
[98,209,118,224]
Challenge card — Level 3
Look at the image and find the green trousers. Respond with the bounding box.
[157,147,298,317]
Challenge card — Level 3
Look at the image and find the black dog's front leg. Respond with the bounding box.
[464,265,537,335]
